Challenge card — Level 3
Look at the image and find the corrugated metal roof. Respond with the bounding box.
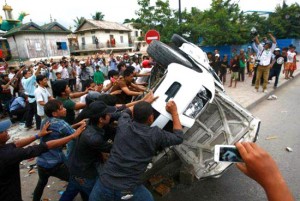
[3,21,71,37]
[76,19,131,32]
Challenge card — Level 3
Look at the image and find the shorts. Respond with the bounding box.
[231,72,239,80]
[249,63,254,72]
[285,63,297,71]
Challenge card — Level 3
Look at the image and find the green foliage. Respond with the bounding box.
[73,17,85,29]
[134,0,300,45]
[268,2,300,38]
[92,12,105,21]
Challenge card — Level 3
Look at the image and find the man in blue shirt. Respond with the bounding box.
[9,93,27,122]
[21,63,42,129]
[32,99,86,201]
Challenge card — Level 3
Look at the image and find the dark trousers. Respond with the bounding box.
[239,67,245,81]
[269,67,281,87]
[10,107,26,122]
[81,80,91,92]
[33,163,70,201]
[25,101,41,129]
[69,78,76,92]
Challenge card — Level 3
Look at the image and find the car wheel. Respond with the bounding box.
[147,40,193,69]
[171,34,189,47]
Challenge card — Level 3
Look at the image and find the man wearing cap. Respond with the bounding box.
[0,119,86,201]
[268,48,286,89]
[60,100,117,200]
[254,33,277,93]
[90,100,183,201]
[21,63,42,129]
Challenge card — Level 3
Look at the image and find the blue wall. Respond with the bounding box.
[200,39,299,60]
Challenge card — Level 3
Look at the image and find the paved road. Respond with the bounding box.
[154,76,300,201]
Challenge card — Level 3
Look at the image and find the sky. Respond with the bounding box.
[2,0,300,30]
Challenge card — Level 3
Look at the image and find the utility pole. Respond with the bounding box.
[178,0,182,24]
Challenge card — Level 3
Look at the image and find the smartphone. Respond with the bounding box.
[214,145,243,163]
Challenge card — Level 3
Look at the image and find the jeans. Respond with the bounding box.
[60,176,96,201]
[255,66,270,90]
[25,101,41,129]
[33,163,69,201]
[89,179,154,201]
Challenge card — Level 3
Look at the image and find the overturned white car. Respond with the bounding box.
[143,34,260,181]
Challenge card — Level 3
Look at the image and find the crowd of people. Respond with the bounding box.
[208,33,298,91]
[0,42,296,201]
[0,52,153,124]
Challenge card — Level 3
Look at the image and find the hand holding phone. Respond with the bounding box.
[214,145,243,163]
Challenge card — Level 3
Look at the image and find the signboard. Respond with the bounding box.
[145,29,160,44]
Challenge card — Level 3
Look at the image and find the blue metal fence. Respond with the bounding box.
[200,38,299,61]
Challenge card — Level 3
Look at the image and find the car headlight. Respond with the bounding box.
[183,87,209,119]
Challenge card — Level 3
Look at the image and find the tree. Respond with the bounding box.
[268,2,300,38]
[73,17,85,29]
[92,11,105,21]
[136,0,178,43]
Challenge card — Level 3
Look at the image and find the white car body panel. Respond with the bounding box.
[151,63,215,128]
[179,43,225,91]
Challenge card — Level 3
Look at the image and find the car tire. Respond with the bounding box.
[171,34,189,47]
[147,40,193,69]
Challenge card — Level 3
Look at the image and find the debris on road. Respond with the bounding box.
[265,136,278,140]
[267,95,278,100]
[286,147,293,152]
[154,183,171,196]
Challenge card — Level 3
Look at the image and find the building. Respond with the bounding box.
[123,22,147,53]
[3,21,71,60]
[73,19,133,55]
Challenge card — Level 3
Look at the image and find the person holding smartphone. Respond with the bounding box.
[236,142,294,201]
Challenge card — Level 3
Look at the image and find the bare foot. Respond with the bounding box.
[228,85,232,87]
[233,86,236,88]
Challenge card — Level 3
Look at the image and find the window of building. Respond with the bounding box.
[35,42,41,51]
[56,42,67,50]
[135,31,138,37]
[120,36,124,43]
[82,37,85,45]
[92,35,96,44]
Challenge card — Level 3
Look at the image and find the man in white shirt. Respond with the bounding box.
[34,75,53,119]
[254,33,277,93]
[60,60,70,80]
[131,57,141,73]
[8,67,15,80]
[49,62,62,87]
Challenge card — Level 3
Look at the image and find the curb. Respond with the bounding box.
[246,72,300,110]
